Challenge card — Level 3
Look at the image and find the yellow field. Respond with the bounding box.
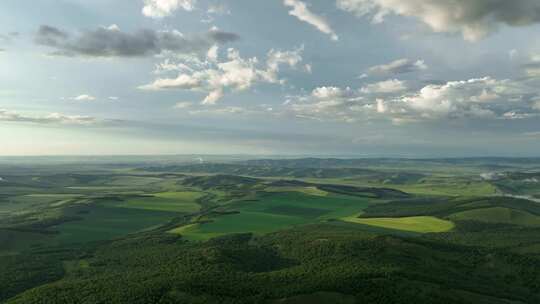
[342,216,455,233]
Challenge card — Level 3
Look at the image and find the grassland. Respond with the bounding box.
[341,216,455,233]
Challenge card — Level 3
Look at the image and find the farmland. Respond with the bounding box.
[1,157,540,303]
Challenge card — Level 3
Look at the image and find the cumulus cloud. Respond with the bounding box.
[72,94,96,101]
[140,46,306,104]
[284,0,338,41]
[312,86,352,99]
[34,25,239,58]
[336,0,540,41]
[286,76,540,123]
[361,79,407,93]
[366,58,427,76]
[142,0,196,18]
[0,109,101,125]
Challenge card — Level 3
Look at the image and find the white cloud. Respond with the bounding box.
[520,54,540,77]
[533,100,540,110]
[174,101,193,109]
[361,79,407,93]
[207,45,219,62]
[267,46,305,74]
[336,0,540,41]
[203,89,224,105]
[312,86,350,99]
[0,109,101,125]
[367,58,427,76]
[284,0,338,41]
[140,46,306,104]
[142,0,196,18]
[509,49,519,60]
[189,106,250,116]
[380,77,539,121]
[72,94,96,101]
[285,76,540,123]
[207,4,230,15]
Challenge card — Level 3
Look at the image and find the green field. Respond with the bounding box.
[342,216,455,233]
[264,186,329,196]
[173,192,375,240]
[306,177,499,197]
[53,205,177,244]
[112,191,203,213]
[448,207,540,227]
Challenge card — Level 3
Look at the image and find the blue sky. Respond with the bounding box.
[1,0,540,156]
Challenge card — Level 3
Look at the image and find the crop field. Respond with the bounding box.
[174,191,375,240]
[448,207,540,227]
[341,215,455,233]
[111,191,204,213]
[307,177,499,197]
[53,205,177,244]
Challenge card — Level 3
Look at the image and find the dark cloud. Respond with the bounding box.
[337,0,540,41]
[34,25,240,58]
[0,31,21,43]
[207,30,240,43]
[35,25,69,47]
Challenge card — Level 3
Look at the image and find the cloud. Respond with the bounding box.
[312,86,351,99]
[174,101,194,109]
[336,0,540,41]
[284,0,338,41]
[207,4,230,15]
[285,76,540,123]
[72,94,96,101]
[0,109,102,125]
[520,56,540,77]
[142,0,196,18]
[361,79,407,93]
[140,46,306,104]
[367,58,427,76]
[35,25,239,58]
[0,31,20,43]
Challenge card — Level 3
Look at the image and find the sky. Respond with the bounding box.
[1,0,540,157]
